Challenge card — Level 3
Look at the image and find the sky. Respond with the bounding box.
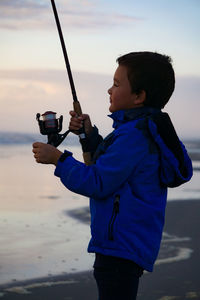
[0,0,200,138]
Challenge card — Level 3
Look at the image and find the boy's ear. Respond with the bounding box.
[133,90,146,105]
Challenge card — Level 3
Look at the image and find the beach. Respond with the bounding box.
[0,139,200,299]
[1,199,200,300]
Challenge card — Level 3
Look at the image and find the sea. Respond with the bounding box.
[0,132,200,287]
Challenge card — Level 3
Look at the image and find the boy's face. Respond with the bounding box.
[108,65,144,112]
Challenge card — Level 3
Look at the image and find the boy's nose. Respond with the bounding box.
[108,87,112,95]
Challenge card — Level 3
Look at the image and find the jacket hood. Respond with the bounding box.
[147,113,193,187]
[109,107,193,188]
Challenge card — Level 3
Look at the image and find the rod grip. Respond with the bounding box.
[73,101,92,165]
[73,101,82,116]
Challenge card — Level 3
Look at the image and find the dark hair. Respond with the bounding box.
[117,51,175,109]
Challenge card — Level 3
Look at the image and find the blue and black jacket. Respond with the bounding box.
[55,107,193,272]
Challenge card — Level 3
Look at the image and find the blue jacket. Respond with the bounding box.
[55,107,193,272]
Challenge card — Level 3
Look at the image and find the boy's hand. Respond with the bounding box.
[32,142,63,166]
[69,111,92,136]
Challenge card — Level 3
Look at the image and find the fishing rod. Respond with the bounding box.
[36,0,91,165]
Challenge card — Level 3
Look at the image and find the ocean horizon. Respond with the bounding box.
[0,130,200,145]
[0,131,79,146]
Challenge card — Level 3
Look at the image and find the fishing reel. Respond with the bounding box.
[36,111,70,147]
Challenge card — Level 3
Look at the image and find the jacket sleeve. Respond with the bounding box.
[54,127,147,199]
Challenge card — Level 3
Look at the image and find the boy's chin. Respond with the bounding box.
[109,105,116,113]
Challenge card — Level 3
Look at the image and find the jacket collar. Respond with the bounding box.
[108,107,161,129]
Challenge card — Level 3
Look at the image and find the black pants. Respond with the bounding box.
[93,254,143,300]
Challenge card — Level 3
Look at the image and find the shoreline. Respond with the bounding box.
[1,198,200,299]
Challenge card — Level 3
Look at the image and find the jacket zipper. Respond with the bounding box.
[108,194,120,241]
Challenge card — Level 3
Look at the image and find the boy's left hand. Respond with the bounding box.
[32,142,63,166]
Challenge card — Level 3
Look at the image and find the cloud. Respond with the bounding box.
[0,0,51,30]
[164,76,200,138]
[0,69,112,133]
[0,0,48,18]
[0,0,141,31]
[0,69,200,138]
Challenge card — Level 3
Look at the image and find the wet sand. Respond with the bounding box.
[0,199,200,300]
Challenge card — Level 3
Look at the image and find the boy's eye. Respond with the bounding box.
[114,82,119,87]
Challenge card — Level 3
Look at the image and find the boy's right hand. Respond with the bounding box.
[69,111,93,136]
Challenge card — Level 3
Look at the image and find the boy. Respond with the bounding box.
[33,52,193,300]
